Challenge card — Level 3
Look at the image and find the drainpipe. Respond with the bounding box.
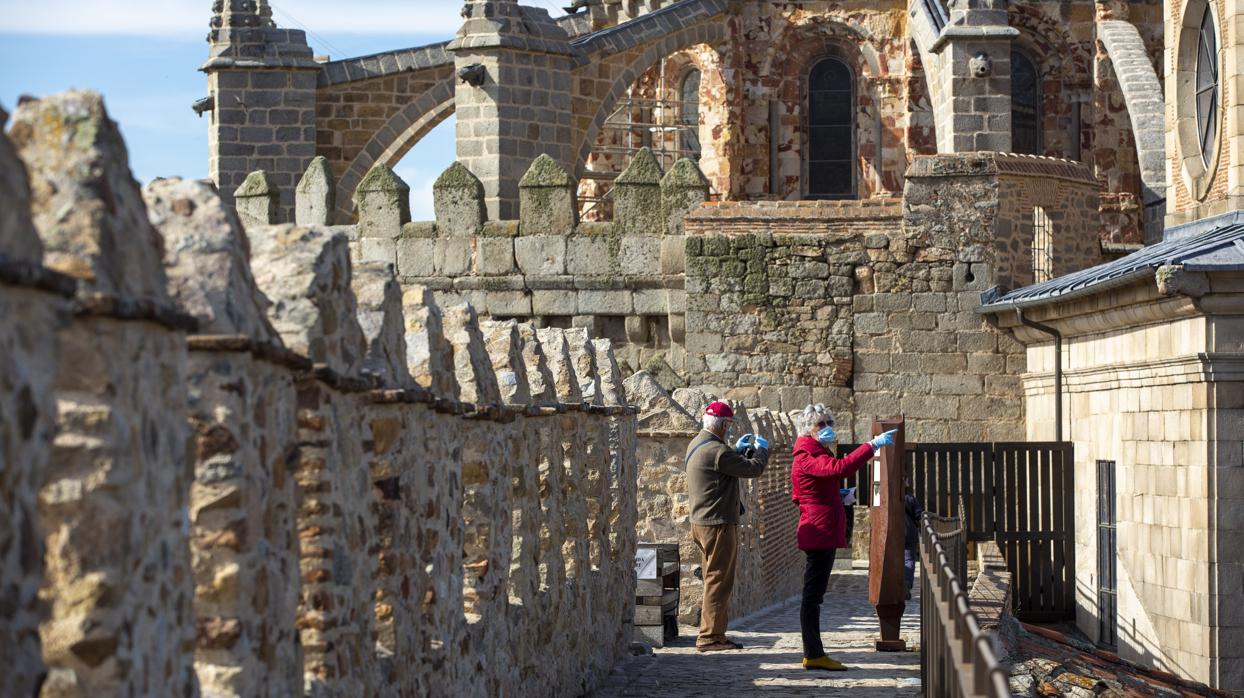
[1015,309,1063,443]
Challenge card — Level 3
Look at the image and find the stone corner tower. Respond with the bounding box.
[203,0,320,222]
[448,0,575,221]
[933,0,1019,153]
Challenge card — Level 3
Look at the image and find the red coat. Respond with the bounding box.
[791,436,875,551]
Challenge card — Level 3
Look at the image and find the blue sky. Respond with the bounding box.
[0,0,542,218]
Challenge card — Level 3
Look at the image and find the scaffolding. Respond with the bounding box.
[580,62,703,216]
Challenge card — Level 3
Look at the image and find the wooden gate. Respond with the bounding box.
[842,441,1075,622]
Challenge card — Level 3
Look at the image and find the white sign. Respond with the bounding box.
[635,549,658,579]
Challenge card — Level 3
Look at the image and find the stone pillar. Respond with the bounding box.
[433,161,487,237]
[204,0,320,222]
[355,165,411,267]
[234,169,279,230]
[449,0,575,220]
[930,0,1018,153]
[146,176,303,698]
[519,154,578,235]
[613,148,665,236]
[296,156,336,226]
[661,157,710,235]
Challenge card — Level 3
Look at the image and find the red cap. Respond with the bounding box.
[705,401,734,419]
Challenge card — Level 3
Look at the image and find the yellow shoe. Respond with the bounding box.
[803,656,848,671]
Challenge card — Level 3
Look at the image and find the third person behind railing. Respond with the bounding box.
[791,404,896,672]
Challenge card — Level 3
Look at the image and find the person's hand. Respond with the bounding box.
[869,428,898,451]
[734,433,754,451]
[753,435,769,451]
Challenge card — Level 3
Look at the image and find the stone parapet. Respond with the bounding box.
[2,90,640,698]
[626,372,801,623]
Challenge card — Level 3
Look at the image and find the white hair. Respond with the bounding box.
[799,403,834,434]
[702,414,730,433]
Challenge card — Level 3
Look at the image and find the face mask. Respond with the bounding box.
[817,426,836,444]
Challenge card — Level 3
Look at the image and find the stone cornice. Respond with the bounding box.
[1021,353,1244,394]
[931,24,1019,52]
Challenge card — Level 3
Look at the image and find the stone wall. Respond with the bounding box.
[1,90,639,698]
[624,372,803,624]
[680,153,1102,443]
[1003,276,1244,693]
[336,149,706,390]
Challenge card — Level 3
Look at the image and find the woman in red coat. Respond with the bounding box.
[791,403,895,671]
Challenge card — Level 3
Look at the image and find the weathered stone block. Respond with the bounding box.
[296,155,335,225]
[356,164,411,240]
[476,237,515,275]
[396,238,435,277]
[518,154,577,236]
[435,237,473,276]
[567,237,611,275]
[579,290,632,314]
[660,236,686,274]
[613,148,663,236]
[433,161,486,236]
[619,236,662,276]
[633,288,669,315]
[483,290,532,315]
[660,158,709,235]
[235,170,280,229]
[359,237,397,266]
[532,289,576,315]
[515,235,567,275]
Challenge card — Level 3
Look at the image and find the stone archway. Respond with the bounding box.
[334,79,456,220]
[570,5,730,179]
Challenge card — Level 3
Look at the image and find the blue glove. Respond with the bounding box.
[869,429,898,451]
[753,435,769,451]
[733,434,754,451]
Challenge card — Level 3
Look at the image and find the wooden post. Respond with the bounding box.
[867,416,907,651]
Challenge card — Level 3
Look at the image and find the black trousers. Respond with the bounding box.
[800,548,838,659]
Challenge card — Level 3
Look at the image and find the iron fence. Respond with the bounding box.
[919,511,1011,698]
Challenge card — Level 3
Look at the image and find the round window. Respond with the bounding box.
[1194,5,1218,166]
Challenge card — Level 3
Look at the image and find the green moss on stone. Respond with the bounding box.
[237,170,276,197]
[433,161,484,194]
[519,153,574,188]
[660,157,710,189]
[358,163,410,194]
[615,147,663,185]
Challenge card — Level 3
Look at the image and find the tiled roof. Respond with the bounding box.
[978,211,1244,313]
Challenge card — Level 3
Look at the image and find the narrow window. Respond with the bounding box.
[806,57,854,199]
[1012,51,1042,155]
[1032,206,1054,282]
[679,69,702,161]
[1195,6,1218,165]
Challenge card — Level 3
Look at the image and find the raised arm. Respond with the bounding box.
[798,443,874,479]
[716,446,768,478]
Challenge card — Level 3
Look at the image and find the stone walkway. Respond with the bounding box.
[593,567,922,697]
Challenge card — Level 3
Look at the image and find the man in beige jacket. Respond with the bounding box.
[685,401,770,651]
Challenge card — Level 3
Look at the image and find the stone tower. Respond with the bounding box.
[449,0,575,220]
[933,0,1018,152]
[203,0,320,222]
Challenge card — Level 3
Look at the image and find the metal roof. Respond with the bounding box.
[978,212,1244,313]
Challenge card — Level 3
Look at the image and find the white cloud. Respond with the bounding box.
[396,164,440,222]
[0,0,464,37]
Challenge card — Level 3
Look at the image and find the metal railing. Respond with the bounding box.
[918,511,1011,698]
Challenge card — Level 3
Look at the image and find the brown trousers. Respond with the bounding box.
[691,523,739,645]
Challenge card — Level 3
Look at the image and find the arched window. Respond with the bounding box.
[1032,206,1054,283]
[1195,5,1218,165]
[1012,50,1042,155]
[806,57,854,199]
[679,69,702,161]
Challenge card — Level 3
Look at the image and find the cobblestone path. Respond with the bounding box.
[593,567,922,697]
